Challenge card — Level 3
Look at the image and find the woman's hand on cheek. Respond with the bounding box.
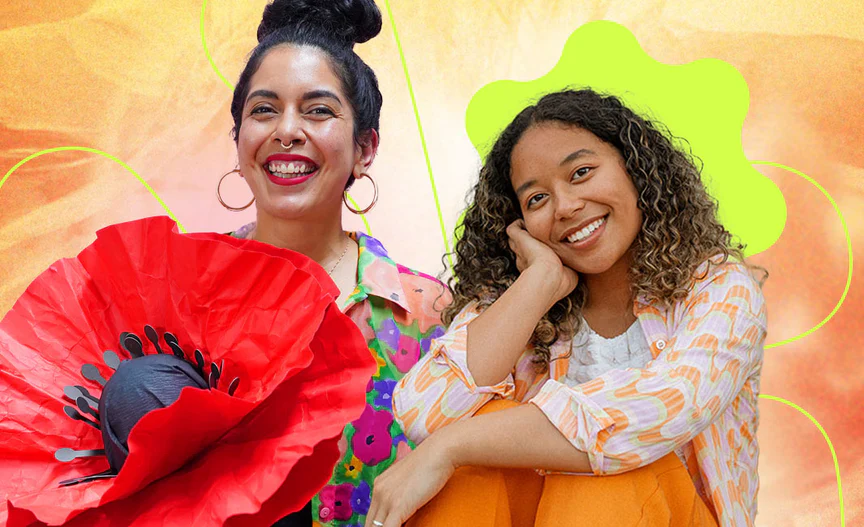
[365,434,456,527]
[507,219,579,303]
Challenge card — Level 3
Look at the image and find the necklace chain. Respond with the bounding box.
[246,228,350,276]
[327,237,350,275]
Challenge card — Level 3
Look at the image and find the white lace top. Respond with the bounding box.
[562,318,687,466]
[563,318,653,386]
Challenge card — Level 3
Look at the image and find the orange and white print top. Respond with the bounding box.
[393,260,766,527]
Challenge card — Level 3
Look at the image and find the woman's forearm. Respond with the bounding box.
[466,264,560,386]
[435,403,592,473]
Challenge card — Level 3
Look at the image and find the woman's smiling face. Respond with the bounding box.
[236,44,372,220]
[510,122,643,275]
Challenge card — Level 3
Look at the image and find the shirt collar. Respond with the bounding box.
[345,231,412,313]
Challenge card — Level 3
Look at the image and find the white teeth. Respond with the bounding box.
[566,217,605,243]
[267,161,317,176]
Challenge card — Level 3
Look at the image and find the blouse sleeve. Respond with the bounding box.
[392,302,517,444]
[529,263,767,474]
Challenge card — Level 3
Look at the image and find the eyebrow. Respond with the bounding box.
[514,179,537,197]
[301,89,343,105]
[559,148,597,166]
[245,89,279,105]
[244,89,344,107]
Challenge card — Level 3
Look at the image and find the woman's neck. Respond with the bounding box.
[581,252,636,336]
[250,209,347,268]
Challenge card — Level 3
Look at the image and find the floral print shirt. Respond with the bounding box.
[231,224,449,526]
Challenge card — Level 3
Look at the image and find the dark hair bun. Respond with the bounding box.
[258,0,382,47]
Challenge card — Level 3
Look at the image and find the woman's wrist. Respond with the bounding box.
[430,422,467,469]
[521,262,567,310]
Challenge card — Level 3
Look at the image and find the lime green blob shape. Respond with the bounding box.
[0,147,186,232]
[464,20,785,256]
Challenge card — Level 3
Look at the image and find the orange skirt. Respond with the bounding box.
[407,400,718,527]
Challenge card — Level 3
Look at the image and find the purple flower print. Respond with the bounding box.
[362,236,389,258]
[376,318,401,351]
[373,379,397,409]
[420,326,446,353]
[350,481,372,515]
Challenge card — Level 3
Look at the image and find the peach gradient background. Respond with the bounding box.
[1,1,862,525]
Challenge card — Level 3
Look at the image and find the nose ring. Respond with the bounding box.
[278,140,293,150]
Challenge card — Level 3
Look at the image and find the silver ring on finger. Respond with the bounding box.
[372,521,385,527]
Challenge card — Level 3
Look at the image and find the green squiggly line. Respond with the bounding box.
[383,0,453,269]
[0,147,186,232]
[201,0,234,90]
[760,394,845,526]
[750,161,853,349]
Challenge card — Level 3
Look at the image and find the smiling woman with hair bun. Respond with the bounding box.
[227,1,449,526]
[0,1,448,527]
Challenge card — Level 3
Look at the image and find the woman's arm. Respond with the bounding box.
[467,219,578,386]
[465,263,562,386]
[392,302,530,444]
[392,220,577,443]
[441,402,591,471]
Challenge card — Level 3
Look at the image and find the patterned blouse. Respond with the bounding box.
[231,224,449,526]
[393,260,766,527]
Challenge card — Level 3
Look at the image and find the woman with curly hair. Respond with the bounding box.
[364,89,767,527]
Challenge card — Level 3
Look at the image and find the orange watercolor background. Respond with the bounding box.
[1,1,862,525]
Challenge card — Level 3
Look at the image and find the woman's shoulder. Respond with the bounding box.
[353,231,451,323]
[686,255,767,319]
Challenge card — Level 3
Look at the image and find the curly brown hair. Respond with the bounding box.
[444,88,764,371]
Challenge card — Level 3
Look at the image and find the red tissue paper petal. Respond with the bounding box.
[0,216,375,526]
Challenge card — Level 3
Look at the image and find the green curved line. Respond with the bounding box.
[0,147,186,232]
[201,0,235,90]
[750,161,853,349]
[759,394,845,526]
[383,0,453,269]
[345,193,372,235]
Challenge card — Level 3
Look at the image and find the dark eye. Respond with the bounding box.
[250,106,274,116]
[572,167,592,180]
[526,193,546,208]
[309,107,335,117]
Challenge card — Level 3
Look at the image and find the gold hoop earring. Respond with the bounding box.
[217,169,255,212]
[344,173,378,214]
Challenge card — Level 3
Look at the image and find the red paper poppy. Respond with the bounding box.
[0,216,375,526]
